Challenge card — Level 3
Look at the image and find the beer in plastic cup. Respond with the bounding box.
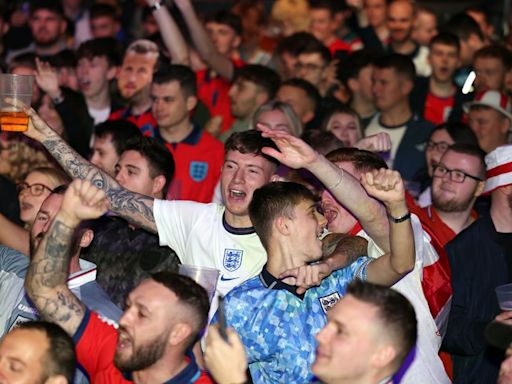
[0,74,34,132]
[178,265,219,303]
[496,283,512,310]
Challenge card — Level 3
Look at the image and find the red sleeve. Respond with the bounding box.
[74,310,129,383]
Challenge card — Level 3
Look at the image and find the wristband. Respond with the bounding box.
[388,211,411,223]
[150,1,162,11]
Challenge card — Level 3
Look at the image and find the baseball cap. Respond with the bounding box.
[463,90,512,121]
[483,144,512,194]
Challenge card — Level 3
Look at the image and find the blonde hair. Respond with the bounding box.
[252,100,304,137]
[25,167,71,189]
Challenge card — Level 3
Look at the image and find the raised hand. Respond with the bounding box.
[258,125,319,169]
[360,168,406,207]
[355,132,392,152]
[279,262,333,295]
[34,58,61,100]
[204,325,248,384]
[60,179,109,226]
[4,98,56,142]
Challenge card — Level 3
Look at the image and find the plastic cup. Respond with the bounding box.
[0,74,34,132]
[178,265,219,303]
[496,283,512,310]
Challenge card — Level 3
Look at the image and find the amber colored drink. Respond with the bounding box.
[0,111,28,131]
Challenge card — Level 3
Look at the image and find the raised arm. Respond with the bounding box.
[146,0,190,65]
[363,169,415,286]
[16,103,157,233]
[174,0,235,80]
[25,180,109,335]
[259,127,390,250]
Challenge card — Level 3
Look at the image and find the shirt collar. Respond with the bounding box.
[222,212,255,235]
[155,124,202,146]
[67,259,97,289]
[259,265,304,299]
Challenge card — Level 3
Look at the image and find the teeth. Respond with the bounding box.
[318,227,329,240]
[230,190,245,197]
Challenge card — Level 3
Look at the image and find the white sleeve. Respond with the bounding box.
[153,199,213,264]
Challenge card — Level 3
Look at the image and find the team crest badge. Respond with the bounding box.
[190,161,208,182]
[224,249,243,271]
[319,292,341,314]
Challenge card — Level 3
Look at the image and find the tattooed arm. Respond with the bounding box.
[25,180,110,335]
[20,104,157,233]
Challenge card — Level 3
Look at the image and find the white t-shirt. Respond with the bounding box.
[88,106,111,125]
[153,200,267,315]
[356,215,449,384]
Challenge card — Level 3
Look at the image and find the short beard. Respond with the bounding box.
[432,192,474,213]
[114,330,168,372]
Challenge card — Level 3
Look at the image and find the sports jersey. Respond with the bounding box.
[423,92,455,125]
[215,258,371,383]
[355,215,450,384]
[74,309,212,384]
[153,200,267,316]
[109,107,157,137]
[196,59,244,135]
[154,124,224,203]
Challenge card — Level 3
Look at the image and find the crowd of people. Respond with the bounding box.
[1,0,512,383]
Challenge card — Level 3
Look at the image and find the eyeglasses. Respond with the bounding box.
[16,182,53,196]
[294,62,325,72]
[432,164,483,183]
[426,140,450,153]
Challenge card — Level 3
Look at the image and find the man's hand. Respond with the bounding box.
[204,325,248,384]
[258,126,319,169]
[60,180,109,227]
[355,133,392,152]
[361,169,406,207]
[35,58,61,100]
[4,98,56,142]
[279,262,333,295]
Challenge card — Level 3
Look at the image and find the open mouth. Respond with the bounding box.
[229,189,246,198]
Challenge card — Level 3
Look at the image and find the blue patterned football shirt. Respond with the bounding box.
[214,256,372,383]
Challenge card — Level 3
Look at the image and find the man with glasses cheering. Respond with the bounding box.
[412,143,486,337]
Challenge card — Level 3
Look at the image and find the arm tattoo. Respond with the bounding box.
[26,219,85,335]
[42,136,157,233]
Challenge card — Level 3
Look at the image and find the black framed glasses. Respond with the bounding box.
[16,182,53,196]
[432,164,483,183]
[426,140,450,153]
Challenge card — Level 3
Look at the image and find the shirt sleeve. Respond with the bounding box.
[73,309,121,380]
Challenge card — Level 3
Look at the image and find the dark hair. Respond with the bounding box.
[276,32,321,57]
[151,272,210,348]
[234,64,281,100]
[17,321,76,382]
[77,37,124,67]
[203,10,243,36]
[302,130,344,155]
[326,148,388,173]
[30,0,64,17]
[429,122,479,147]
[346,280,417,371]
[43,49,77,69]
[308,0,345,14]
[94,120,142,157]
[297,35,332,65]
[474,44,512,70]
[429,32,460,51]
[446,143,487,179]
[153,65,197,98]
[281,78,321,112]
[224,130,280,168]
[444,13,484,42]
[249,181,316,250]
[8,53,36,73]
[337,50,377,87]
[373,53,416,82]
[123,136,175,196]
[90,3,119,21]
